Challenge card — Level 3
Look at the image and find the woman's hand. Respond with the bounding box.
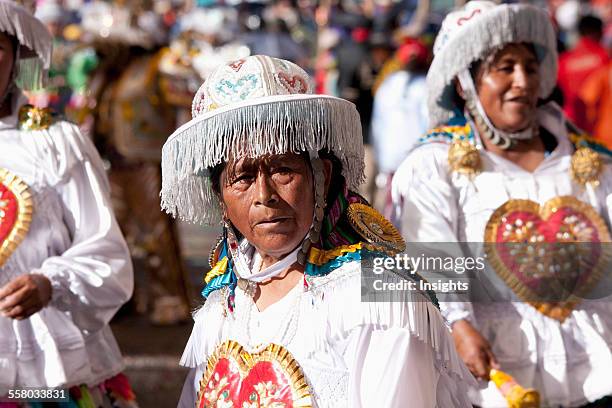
[0,274,52,320]
[452,319,499,381]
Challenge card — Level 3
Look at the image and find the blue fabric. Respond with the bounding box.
[202,265,236,298]
[202,243,377,297]
[447,114,468,127]
[201,243,440,308]
[418,114,474,145]
[305,250,367,277]
[574,138,612,158]
[202,241,237,299]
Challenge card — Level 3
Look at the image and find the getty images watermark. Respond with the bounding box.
[362,242,612,302]
[366,253,486,295]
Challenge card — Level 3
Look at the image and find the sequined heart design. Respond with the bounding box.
[214,74,262,104]
[276,72,308,94]
[484,196,611,322]
[198,341,312,408]
[0,169,33,268]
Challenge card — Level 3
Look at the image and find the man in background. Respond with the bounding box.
[558,14,609,131]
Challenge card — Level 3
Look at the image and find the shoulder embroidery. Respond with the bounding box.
[448,137,481,176]
[420,123,473,145]
[345,203,406,255]
[419,119,482,176]
[568,132,609,187]
[305,243,440,308]
[18,105,57,131]
[305,243,379,277]
[569,132,612,157]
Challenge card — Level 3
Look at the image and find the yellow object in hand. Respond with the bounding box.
[490,369,540,408]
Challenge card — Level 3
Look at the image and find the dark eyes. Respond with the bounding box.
[496,63,538,74]
[232,174,254,184]
[274,167,293,174]
[230,167,294,185]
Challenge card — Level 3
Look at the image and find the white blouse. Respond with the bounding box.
[0,95,133,394]
[178,254,475,408]
[371,71,429,174]
[392,105,612,407]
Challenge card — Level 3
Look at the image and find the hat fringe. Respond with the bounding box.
[161,97,364,225]
[16,57,47,90]
[0,0,52,90]
[427,4,557,128]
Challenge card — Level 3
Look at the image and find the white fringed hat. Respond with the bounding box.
[426,1,558,128]
[161,55,364,225]
[0,0,52,90]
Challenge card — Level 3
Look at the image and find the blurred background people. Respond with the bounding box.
[0,1,136,405]
[558,14,609,131]
[580,60,612,147]
[393,1,612,406]
[79,0,192,326]
[370,37,429,222]
[9,0,612,404]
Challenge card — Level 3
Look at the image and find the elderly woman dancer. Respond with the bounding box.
[393,2,612,407]
[0,1,136,406]
[164,55,473,407]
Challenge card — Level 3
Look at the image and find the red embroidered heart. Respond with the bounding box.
[277,73,308,95]
[0,169,33,268]
[484,196,611,321]
[198,341,312,408]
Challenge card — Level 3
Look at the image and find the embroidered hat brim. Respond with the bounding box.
[0,0,52,90]
[426,2,557,128]
[161,93,363,225]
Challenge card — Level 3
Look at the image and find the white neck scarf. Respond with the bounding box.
[231,239,301,283]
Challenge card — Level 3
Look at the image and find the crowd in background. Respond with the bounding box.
[29,0,612,210]
[1,1,611,405]
[22,0,612,324]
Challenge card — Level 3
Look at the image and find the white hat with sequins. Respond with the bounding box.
[160,55,364,225]
[427,1,558,128]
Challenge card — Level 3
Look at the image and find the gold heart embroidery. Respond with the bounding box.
[484,196,611,322]
[0,169,33,267]
[198,341,312,408]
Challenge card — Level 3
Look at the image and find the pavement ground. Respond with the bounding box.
[110,221,219,407]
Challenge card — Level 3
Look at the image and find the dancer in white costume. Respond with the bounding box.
[393,1,612,407]
[0,1,136,405]
[163,55,474,407]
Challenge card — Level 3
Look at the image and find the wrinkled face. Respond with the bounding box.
[0,33,14,100]
[220,153,315,259]
[475,43,540,133]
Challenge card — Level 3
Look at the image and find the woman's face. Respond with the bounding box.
[220,153,325,259]
[0,33,14,99]
[475,43,540,133]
